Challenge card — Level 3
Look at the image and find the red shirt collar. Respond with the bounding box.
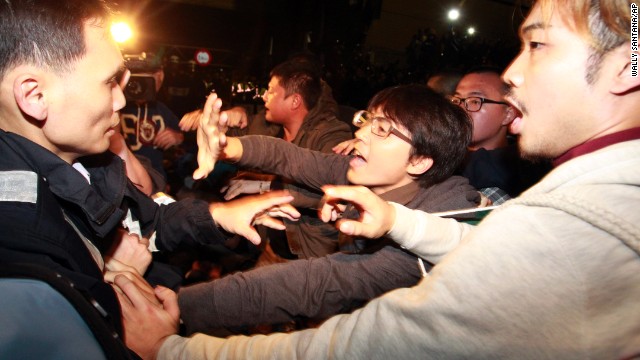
[553,127,640,167]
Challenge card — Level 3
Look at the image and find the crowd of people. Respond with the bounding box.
[0,0,638,359]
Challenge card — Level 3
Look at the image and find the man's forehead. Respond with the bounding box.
[457,74,501,95]
[519,5,554,37]
[370,108,406,129]
[269,76,281,87]
[82,22,125,73]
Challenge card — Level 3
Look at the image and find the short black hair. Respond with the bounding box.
[269,60,322,110]
[463,66,509,95]
[0,0,113,79]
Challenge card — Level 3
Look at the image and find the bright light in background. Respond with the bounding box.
[467,27,476,35]
[111,21,133,43]
[447,9,460,21]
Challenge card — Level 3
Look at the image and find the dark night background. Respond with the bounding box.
[114,0,530,113]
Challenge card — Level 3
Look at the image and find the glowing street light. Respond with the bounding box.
[111,21,133,44]
[447,8,460,21]
[467,27,476,35]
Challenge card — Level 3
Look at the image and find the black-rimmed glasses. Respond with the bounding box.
[449,96,508,112]
[352,110,412,144]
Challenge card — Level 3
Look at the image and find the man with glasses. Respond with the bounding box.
[451,67,550,204]
[449,70,511,152]
[167,84,481,336]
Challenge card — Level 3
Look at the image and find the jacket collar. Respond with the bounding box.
[0,131,126,237]
[553,127,640,167]
[378,181,421,205]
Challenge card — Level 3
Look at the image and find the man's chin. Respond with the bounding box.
[518,140,553,162]
[346,170,373,188]
[346,169,361,185]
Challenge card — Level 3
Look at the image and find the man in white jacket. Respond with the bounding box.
[114,0,640,358]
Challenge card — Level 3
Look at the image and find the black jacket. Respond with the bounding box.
[0,130,225,335]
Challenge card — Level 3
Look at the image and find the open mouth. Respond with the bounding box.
[349,148,367,168]
[505,96,524,134]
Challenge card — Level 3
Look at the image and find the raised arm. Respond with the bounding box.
[193,93,228,180]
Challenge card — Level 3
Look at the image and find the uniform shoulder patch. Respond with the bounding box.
[0,171,38,203]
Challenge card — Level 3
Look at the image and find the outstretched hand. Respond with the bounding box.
[153,128,184,150]
[209,190,300,245]
[319,185,396,239]
[179,106,247,132]
[178,109,201,132]
[221,179,271,200]
[193,92,229,180]
[112,274,179,360]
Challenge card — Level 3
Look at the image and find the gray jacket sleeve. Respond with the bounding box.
[177,246,421,334]
[237,136,350,190]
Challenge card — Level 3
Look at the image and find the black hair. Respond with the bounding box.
[0,0,113,79]
[269,60,322,110]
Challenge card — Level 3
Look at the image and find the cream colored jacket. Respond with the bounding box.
[160,139,640,359]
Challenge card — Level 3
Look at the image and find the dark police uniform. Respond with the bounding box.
[0,130,226,336]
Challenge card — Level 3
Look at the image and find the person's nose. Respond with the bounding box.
[503,53,524,88]
[354,124,370,142]
[113,84,127,112]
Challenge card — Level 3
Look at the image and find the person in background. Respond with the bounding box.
[119,54,185,191]
[426,69,463,97]
[115,0,640,358]
[451,67,551,204]
[214,59,354,262]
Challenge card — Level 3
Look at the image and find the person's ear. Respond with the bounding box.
[290,94,303,110]
[407,155,433,176]
[502,105,516,126]
[610,43,640,95]
[13,74,48,121]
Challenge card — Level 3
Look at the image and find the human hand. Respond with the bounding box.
[104,258,159,306]
[253,202,300,227]
[209,190,299,245]
[332,138,359,156]
[319,185,396,238]
[179,109,202,132]
[478,192,493,207]
[193,93,229,180]
[180,107,247,133]
[220,179,271,200]
[224,106,249,129]
[105,229,152,276]
[112,274,179,360]
[154,128,184,150]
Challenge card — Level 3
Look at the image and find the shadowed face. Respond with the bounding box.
[262,76,292,124]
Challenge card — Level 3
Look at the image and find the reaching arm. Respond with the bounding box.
[109,130,154,196]
[319,185,472,264]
